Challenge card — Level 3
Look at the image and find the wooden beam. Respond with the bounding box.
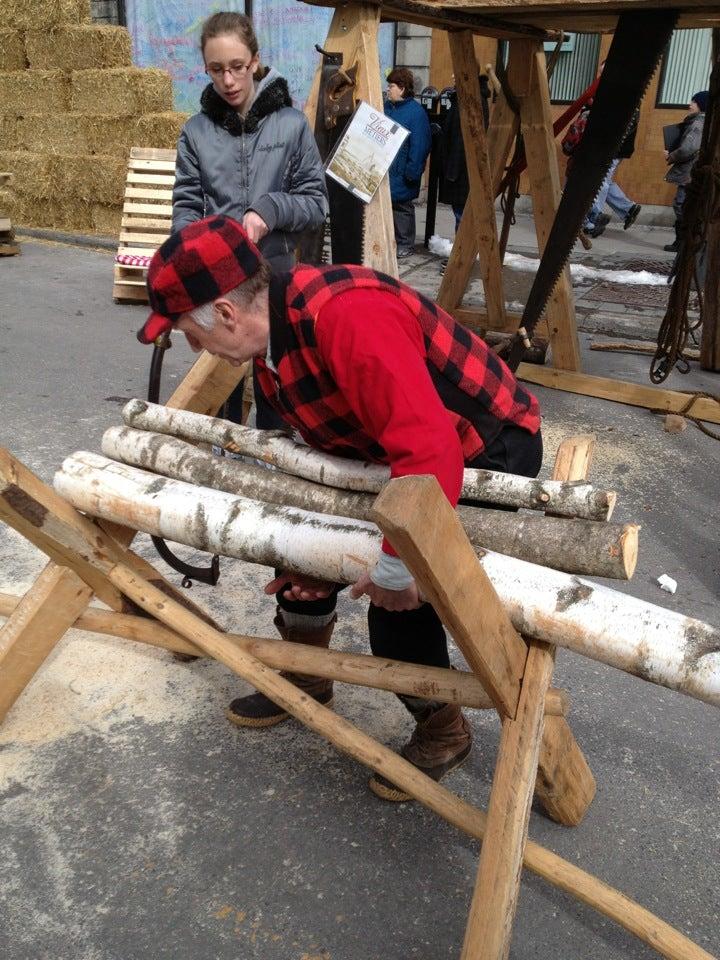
[533,435,597,826]
[517,363,720,425]
[510,39,581,372]
[0,565,93,723]
[371,474,527,719]
[354,5,398,277]
[449,30,507,328]
[165,353,249,416]
[0,589,569,716]
[461,640,555,960]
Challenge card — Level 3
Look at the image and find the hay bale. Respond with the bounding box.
[0,115,19,150]
[14,195,94,231]
[0,150,53,197]
[1,0,90,31]
[133,112,189,149]
[0,29,26,70]
[91,203,121,236]
[0,71,70,115]
[16,114,134,157]
[25,25,131,71]
[71,68,173,117]
[51,153,127,204]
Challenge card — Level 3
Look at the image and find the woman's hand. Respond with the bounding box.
[350,572,422,611]
[265,571,334,602]
[243,210,269,243]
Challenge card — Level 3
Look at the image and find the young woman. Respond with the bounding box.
[384,67,432,258]
[172,11,328,423]
[173,11,328,273]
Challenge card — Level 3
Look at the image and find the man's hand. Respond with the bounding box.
[243,210,269,244]
[350,572,422,611]
[664,149,670,161]
[265,571,334,602]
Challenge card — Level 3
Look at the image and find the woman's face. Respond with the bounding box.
[688,99,701,115]
[203,33,259,112]
[387,82,405,103]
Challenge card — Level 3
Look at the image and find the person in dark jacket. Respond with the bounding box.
[384,68,432,258]
[138,215,543,802]
[172,10,328,426]
[438,77,491,232]
[663,90,708,253]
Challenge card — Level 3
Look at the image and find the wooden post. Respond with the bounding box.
[701,29,720,371]
[0,564,93,722]
[371,475,527,718]
[509,39,582,372]
[303,4,397,277]
[437,67,519,315]
[533,435,597,825]
[448,30,507,329]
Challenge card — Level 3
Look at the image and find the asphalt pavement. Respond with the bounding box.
[0,224,718,960]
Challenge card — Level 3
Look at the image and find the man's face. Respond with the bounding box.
[176,303,253,367]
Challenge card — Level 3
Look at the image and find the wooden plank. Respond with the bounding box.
[0,564,93,723]
[123,201,173,216]
[121,216,172,230]
[0,217,11,231]
[533,434,597,826]
[454,307,550,339]
[128,159,177,172]
[371,474,527,719]
[112,283,149,301]
[449,30,507,328]
[126,172,175,186]
[130,146,177,161]
[510,39,581,372]
[353,4,399,277]
[460,639,555,960]
[517,363,720,425]
[118,231,170,244]
[166,353,249,415]
[125,187,174,201]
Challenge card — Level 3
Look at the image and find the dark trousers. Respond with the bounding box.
[276,424,543,672]
[392,200,416,253]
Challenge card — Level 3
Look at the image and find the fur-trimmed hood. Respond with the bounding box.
[200,66,292,135]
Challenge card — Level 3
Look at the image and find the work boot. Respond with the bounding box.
[227,614,335,728]
[368,697,473,802]
[623,204,641,230]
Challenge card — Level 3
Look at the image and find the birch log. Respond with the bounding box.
[121,399,616,520]
[101,427,637,579]
[54,453,720,708]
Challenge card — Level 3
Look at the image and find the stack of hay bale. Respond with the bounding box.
[0,0,188,236]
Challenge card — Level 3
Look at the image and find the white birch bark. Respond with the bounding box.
[54,452,720,708]
[121,399,615,520]
[102,426,636,580]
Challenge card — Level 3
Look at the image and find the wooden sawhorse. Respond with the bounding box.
[0,366,711,958]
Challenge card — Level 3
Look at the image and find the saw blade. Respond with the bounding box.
[506,9,679,371]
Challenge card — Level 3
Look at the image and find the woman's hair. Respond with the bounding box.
[387,67,415,98]
[190,261,272,331]
[200,11,259,58]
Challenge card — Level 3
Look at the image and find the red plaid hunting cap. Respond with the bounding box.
[137,215,262,344]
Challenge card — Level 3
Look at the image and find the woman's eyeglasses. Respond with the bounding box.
[206,62,253,80]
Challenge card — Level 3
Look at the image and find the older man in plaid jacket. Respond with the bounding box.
[139,214,542,801]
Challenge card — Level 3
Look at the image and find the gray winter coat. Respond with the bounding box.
[173,68,328,264]
[665,112,705,186]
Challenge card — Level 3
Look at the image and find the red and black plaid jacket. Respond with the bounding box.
[253,264,540,464]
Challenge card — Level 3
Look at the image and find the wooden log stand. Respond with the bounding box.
[0,344,716,959]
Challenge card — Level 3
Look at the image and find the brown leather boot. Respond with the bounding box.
[226,613,336,728]
[369,698,473,802]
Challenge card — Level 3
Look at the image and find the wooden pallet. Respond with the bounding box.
[112,146,175,303]
[0,215,19,258]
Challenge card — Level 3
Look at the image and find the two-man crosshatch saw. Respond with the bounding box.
[2,1,720,957]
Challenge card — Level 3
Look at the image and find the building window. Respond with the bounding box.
[657,29,712,108]
[548,33,601,104]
